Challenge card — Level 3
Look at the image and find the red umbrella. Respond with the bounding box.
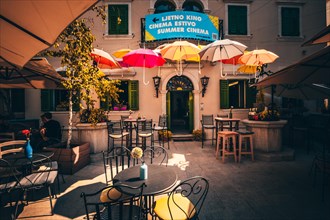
[220,54,243,65]
[91,48,121,69]
[123,48,165,85]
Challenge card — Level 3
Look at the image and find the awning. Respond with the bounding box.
[302,25,330,46]
[0,57,63,89]
[0,0,99,67]
[257,46,330,86]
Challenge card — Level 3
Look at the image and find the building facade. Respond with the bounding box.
[0,0,327,134]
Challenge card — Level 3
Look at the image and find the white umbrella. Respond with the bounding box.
[199,39,247,77]
[0,0,99,67]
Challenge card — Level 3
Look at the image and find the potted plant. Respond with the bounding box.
[158,130,173,142]
[192,129,203,141]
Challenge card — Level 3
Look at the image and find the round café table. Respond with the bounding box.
[3,151,54,167]
[2,151,55,175]
[113,164,178,215]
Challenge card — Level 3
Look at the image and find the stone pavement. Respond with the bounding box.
[3,140,330,220]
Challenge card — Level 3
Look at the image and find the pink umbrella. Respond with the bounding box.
[91,48,121,69]
[123,48,166,85]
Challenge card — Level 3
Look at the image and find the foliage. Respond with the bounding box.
[44,6,120,148]
[192,129,203,141]
[80,108,107,125]
[158,130,173,140]
[249,106,280,121]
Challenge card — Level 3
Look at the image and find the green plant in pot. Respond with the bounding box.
[192,129,203,141]
[80,108,107,125]
[158,130,173,141]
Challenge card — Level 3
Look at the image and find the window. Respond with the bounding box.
[108,4,129,35]
[182,0,203,13]
[41,90,79,112]
[0,89,25,116]
[220,80,256,109]
[227,4,248,35]
[154,0,176,14]
[101,80,139,110]
[280,6,300,37]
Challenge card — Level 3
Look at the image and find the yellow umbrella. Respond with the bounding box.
[112,49,132,58]
[238,49,279,66]
[160,41,201,75]
[160,41,201,61]
[237,65,258,74]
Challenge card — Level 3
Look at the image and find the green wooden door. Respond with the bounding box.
[188,92,194,132]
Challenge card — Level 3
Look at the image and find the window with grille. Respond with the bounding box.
[227,4,248,35]
[100,80,139,110]
[220,80,256,109]
[108,4,129,35]
[280,6,300,37]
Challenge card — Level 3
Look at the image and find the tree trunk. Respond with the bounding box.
[66,90,73,148]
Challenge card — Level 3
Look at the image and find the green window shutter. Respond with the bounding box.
[129,80,139,110]
[41,90,54,111]
[220,80,229,109]
[281,7,300,36]
[108,4,128,35]
[245,82,257,108]
[228,5,247,35]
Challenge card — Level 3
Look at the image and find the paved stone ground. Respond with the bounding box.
[2,140,330,220]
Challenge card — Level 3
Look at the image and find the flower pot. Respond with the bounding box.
[113,106,120,111]
[120,105,127,111]
[47,142,90,175]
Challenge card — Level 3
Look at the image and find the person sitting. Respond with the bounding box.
[33,112,62,151]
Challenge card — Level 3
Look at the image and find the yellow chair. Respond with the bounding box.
[153,176,209,220]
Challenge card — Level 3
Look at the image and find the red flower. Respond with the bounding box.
[21,129,31,140]
[253,115,259,120]
[22,129,30,136]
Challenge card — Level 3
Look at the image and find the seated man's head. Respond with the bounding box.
[41,112,52,123]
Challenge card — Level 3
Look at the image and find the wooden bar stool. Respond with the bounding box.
[216,131,238,163]
[237,130,254,162]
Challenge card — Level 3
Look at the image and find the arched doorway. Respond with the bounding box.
[166,75,194,134]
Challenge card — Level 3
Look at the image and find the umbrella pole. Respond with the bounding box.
[143,57,149,85]
[219,48,227,78]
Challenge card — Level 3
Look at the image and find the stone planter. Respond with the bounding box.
[241,119,287,152]
[48,142,90,175]
[75,123,108,153]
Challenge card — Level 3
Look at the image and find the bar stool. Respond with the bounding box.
[216,131,238,163]
[237,130,254,162]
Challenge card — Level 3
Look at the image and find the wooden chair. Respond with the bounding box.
[237,130,254,162]
[216,131,238,163]
[153,176,209,220]
[0,140,25,159]
[81,183,146,220]
[201,115,216,148]
[0,132,15,143]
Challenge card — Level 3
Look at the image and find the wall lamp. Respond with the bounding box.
[200,75,209,97]
[152,76,161,98]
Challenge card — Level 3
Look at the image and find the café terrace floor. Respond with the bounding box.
[4,140,330,220]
